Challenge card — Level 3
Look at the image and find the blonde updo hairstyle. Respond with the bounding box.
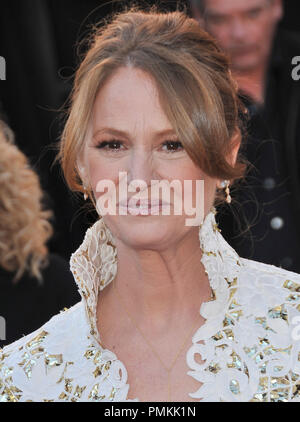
[58,3,248,209]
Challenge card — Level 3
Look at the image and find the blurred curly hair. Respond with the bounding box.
[0,120,53,283]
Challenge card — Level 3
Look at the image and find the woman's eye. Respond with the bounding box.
[95,139,183,153]
[96,140,124,151]
[161,140,184,152]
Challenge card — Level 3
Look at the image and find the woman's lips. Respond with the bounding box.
[117,199,170,215]
[117,198,169,206]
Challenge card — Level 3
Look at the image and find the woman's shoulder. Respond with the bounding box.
[239,255,300,287]
[236,256,300,318]
[0,301,87,401]
[188,255,300,402]
[0,299,131,402]
[2,301,84,352]
[240,255,300,276]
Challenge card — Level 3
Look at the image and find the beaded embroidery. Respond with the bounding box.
[1,207,300,401]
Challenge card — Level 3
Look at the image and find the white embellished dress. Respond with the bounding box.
[1,207,300,402]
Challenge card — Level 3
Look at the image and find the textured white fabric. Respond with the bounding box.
[1,206,300,402]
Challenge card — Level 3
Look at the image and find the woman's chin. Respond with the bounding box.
[106,215,183,250]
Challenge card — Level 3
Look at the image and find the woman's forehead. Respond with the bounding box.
[92,80,172,138]
[93,67,162,113]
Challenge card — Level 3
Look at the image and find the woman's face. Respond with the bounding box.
[80,66,218,250]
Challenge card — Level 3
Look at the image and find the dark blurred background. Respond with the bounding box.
[0,0,299,261]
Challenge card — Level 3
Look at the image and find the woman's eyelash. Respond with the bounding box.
[96,140,123,150]
[162,140,184,152]
[95,139,184,152]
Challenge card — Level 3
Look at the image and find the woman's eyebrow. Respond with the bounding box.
[93,127,177,138]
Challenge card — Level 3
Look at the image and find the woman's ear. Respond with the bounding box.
[217,128,242,189]
[76,155,88,188]
[228,128,242,167]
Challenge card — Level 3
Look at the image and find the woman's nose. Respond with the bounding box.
[126,149,156,187]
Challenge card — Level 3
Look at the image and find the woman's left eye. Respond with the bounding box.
[161,140,184,152]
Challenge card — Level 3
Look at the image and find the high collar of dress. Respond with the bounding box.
[70,206,242,346]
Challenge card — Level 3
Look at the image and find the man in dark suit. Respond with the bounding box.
[190,0,300,272]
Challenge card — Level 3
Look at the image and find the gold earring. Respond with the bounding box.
[220,180,231,204]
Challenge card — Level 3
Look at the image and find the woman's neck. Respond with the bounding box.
[96,228,212,338]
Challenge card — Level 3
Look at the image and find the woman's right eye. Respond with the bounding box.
[95,140,124,151]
